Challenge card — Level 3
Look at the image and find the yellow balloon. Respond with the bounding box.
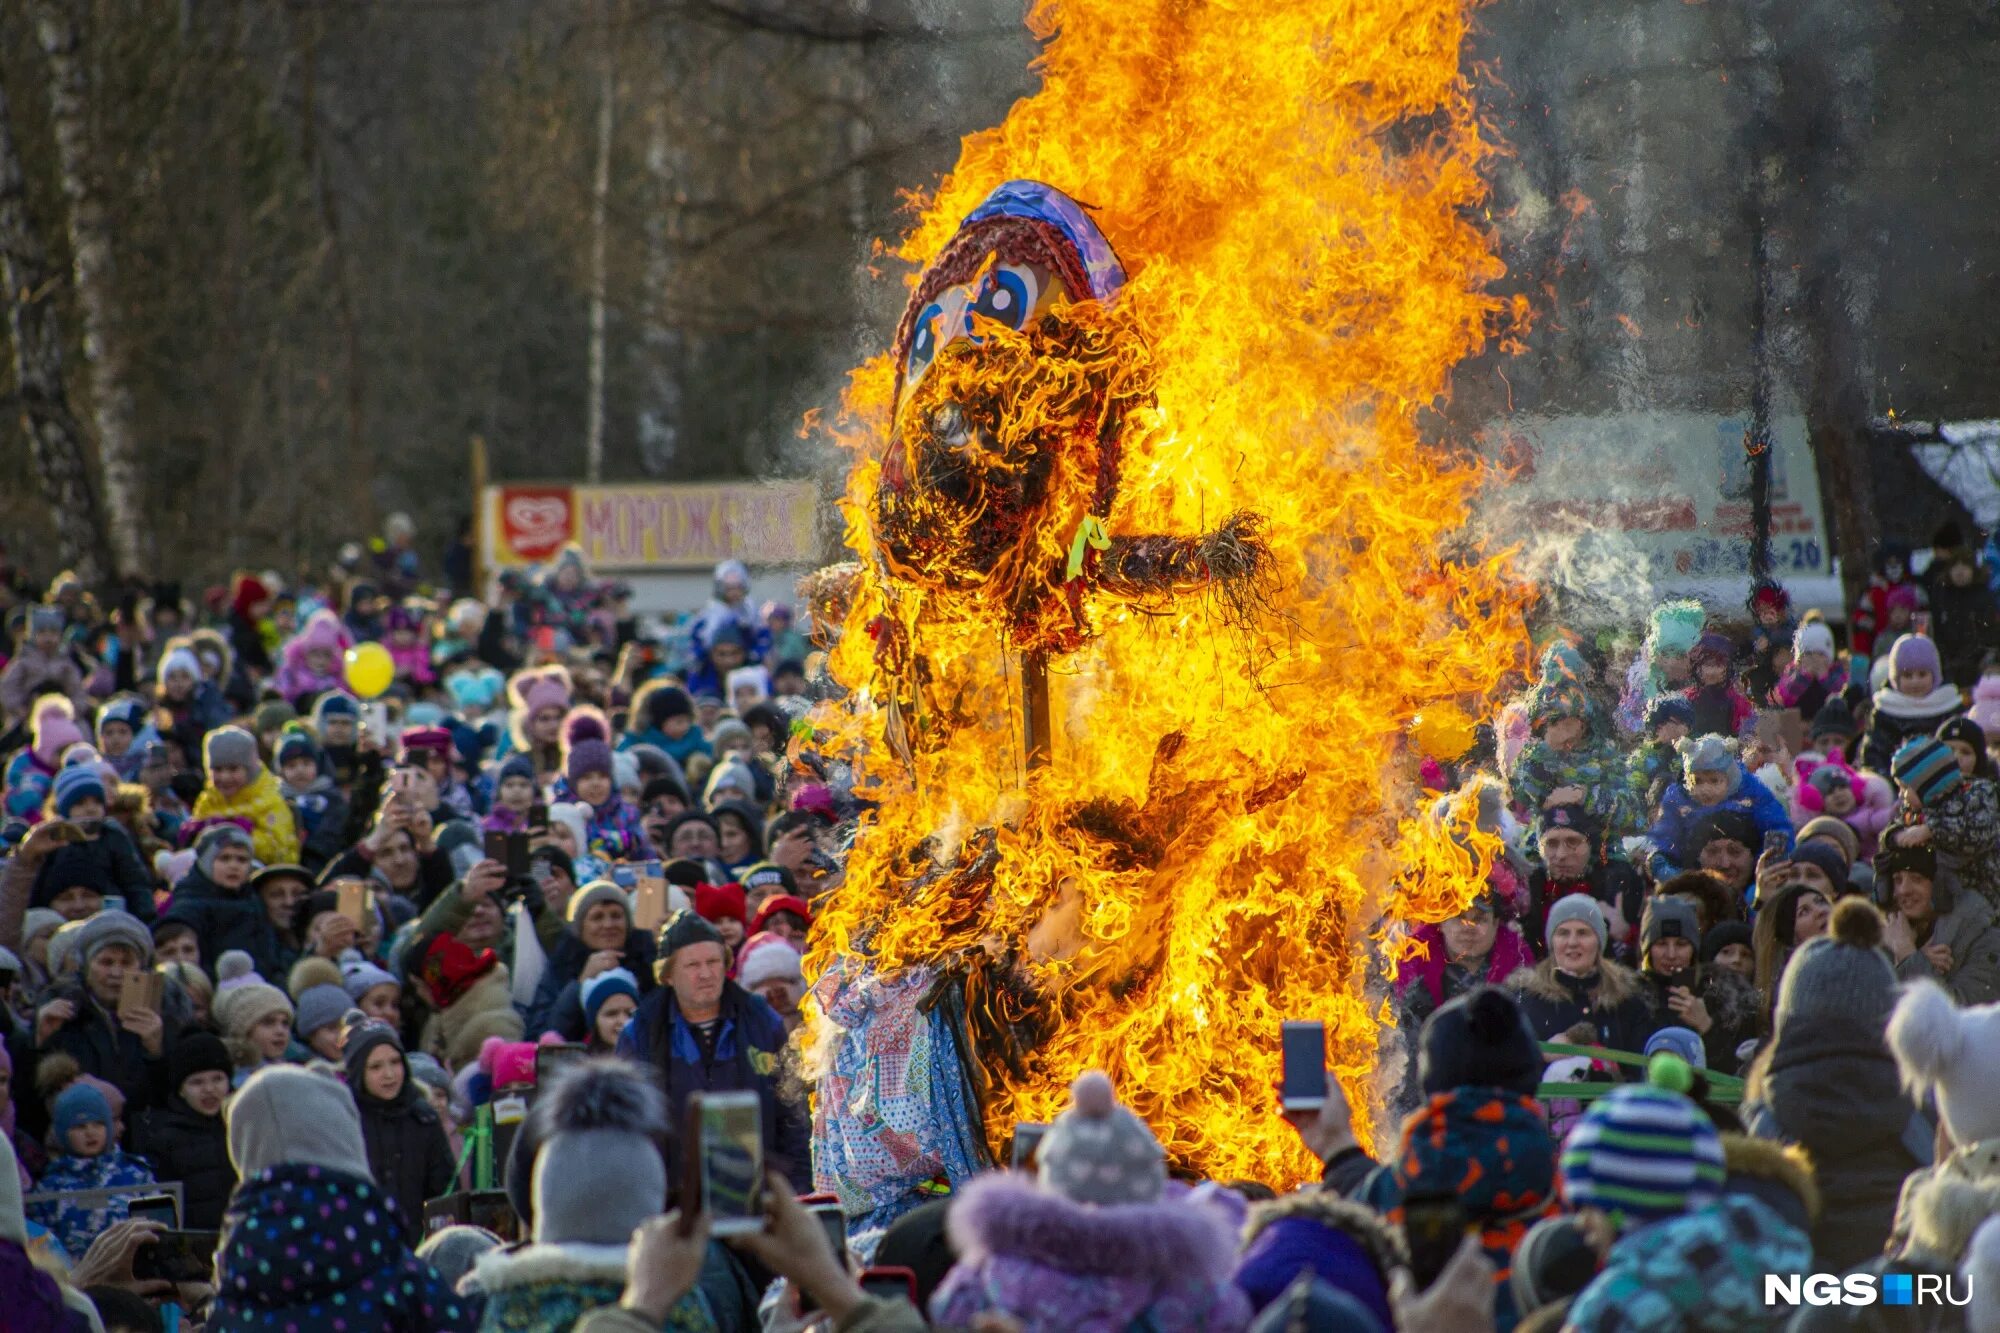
[344,642,394,699]
[1411,706,1477,761]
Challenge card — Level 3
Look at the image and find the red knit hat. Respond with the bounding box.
[693,881,747,927]
[415,933,499,1009]
[748,894,812,938]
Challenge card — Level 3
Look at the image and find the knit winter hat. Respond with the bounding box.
[1647,600,1706,659]
[1787,840,1851,896]
[341,1012,406,1089]
[1644,1026,1707,1071]
[312,691,360,727]
[735,934,805,994]
[1793,620,1836,659]
[1559,1085,1725,1231]
[562,709,614,783]
[1644,696,1695,733]
[253,701,297,739]
[274,726,322,771]
[565,881,631,936]
[1887,982,2000,1148]
[1245,1277,1385,1333]
[739,862,796,899]
[397,726,453,764]
[1700,921,1753,965]
[1810,697,1858,743]
[747,894,812,940]
[53,1082,113,1140]
[1035,1070,1165,1206]
[692,880,748,926]
[31,702,85,767]
[294,985,351,1041]
[527,1060,668,1246]
[22,907,63,947]
[580,967,640,1029]
[158,645,202,686]
[1677,734,1741,792]
[655,908,724,970]
[1688,632,1734,670]
[51,763,106,818]
[1417,985,1541,1098]
[643,685,694,726]
[341,959,400,1003]
[1682,807,1758,865]
[1536,803,1601,852]
[227,1064,371,1179]
[1510,1215,1600,1316]
[1544,893,1607,955]
[1889,633,1943,682]
[1795,816,1859,868]
[212,954,294,1039]
[202,725,261,776]
[167,1031,232,1092]
[496,752,536,787]
[1892,736,1964,806]
[75,909,152,967]
[1771,899,1899,1069]
[1640,897,1701,962]
[190,820,256,881]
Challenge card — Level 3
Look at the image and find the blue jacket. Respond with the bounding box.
[616,981,810,1192]
[1646,767,1792,879]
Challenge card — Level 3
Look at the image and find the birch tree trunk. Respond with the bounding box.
[0,68,113,587]
[34,0,151,577]
[583,0,615,484]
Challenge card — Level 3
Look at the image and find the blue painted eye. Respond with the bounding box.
[907,302,944,380]
[969,267,1034,334]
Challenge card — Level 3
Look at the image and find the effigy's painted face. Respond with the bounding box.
[899,259,1073,412]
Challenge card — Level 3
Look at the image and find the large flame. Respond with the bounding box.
[805,0,1533,1185]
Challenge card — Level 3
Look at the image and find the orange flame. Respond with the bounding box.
[805,0,1533,1186]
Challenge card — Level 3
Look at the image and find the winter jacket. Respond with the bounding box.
[1774,659,1851,722]
[1892,890,2000,1006]
[616,980,811,1192]
[153,685,233,759]
[163,864,297,985]
[1746,1035,1926,1272]
[28,824,156,922]
[1860,685,1964,774]
[354,1085,457,1244]
[0,643,90,724]
[1506,957,1658,1057]
[37,981,174,1119]
[524,928,658,1040]
[3,748,60,822]
[1683,682,1756,741]
[281,774,353,875]
[1563,1195,1812,1333]
[470,1241,715,1333]
[1639,964,1764,1075]
[1793,758,1896,861]
[419,967,525,1071]
[1921,778,2000,914]
[929,1172,1251,1333]
[1928,578,1997,686]
[28,1149,157,1257]
[210,1162,481,1332]
[1646,768,1793,880]
[546,778,649,863]
[576,1297,921,1333]
[1356,1088,1559,1332]
[1889,1136,2000,1271]
[1232,1191,1400,1332]
[1508,737,1643,844]
[132,1093,236,1229]
[194,768,302,867]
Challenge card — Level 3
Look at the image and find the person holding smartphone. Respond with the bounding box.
[1635,896,1762,1074]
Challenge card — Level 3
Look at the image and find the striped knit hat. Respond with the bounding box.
[1891,736,1964,808]
[1558,1085,1725,1233]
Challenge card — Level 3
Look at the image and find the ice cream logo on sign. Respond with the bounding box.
[501,488,574,562]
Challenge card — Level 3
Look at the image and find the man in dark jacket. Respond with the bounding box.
[1525,804,1644,964]
[132,1031,236,1227]
[617,909,810,1191]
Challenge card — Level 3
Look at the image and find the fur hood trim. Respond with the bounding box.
[1243,1190,1405,1272]
[470,1241,629,1292]
[947,1171,1241,1284]
[1724,1134,1821,1225]
[1508,955,1644,1008]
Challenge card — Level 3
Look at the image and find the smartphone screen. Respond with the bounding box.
[858,1267,918,1305]
[1402,1192,1467,1291]
[1009,1122,1048,1171]
[798,1199,848,1314]
[133,1230,220,1284]
[1762,830,1790,860]
[127,1194,180,1229]
[698,1091,765,1236]
[1280,1020,1328,1111]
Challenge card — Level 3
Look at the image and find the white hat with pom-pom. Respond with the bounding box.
[1035,1069,1166,1207]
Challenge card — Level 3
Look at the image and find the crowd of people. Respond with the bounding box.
[0,518,1995,1333]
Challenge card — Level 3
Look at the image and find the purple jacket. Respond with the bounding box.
[930,1172,1251,1333]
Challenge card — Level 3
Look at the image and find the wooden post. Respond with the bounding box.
[1021,650,1053,771]
[469,434,488,597]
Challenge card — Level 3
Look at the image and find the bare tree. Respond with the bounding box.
[0,66,112,585]
[32,0,150,576]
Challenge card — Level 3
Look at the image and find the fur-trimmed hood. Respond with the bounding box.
[947,1170,1241,1284]
[1896,1137,2000,1266]
[1724,1133,1821,1231]
[1241,1190,1404,1272]
[470,1240,628,1293]
[1508,954,1644,1008]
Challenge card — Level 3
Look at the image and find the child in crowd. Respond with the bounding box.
[1509,643,1642,843]
[131,1031,237,1229]
[551,709,647,862]
[1618,598,1704,734]
[1772,613,1849,723]
[191,724,300,865]
[1647,735,1792,880]
[1792,752,1895,862]
[1888,736,2000,914]
[1740,580,1796,700]
[274,725,351,873]
[1683,631,1756,740]
[29,1081,157,1257]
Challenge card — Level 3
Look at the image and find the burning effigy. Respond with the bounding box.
[802,0,1536,1229]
